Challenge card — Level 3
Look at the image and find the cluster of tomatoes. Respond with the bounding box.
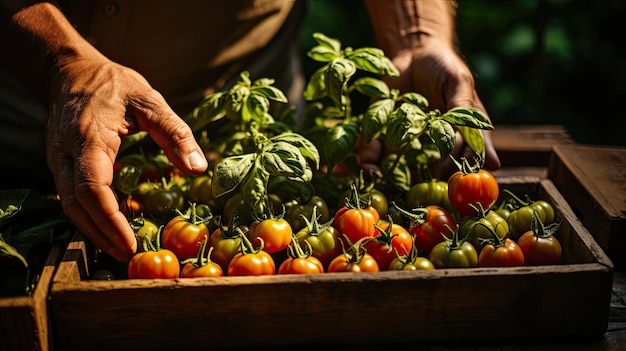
[111,156,563,280]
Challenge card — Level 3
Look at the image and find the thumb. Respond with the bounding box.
[128,93,208,175]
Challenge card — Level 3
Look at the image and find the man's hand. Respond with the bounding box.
[47,57,208,261]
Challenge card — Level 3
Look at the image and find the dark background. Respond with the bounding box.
[298,0,626,147]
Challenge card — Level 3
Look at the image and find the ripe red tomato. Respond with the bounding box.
[364,220,413,271]
[127,249,180,279]
[247,217,293,254]
[518,230,562,265]
[478,237,525,267]
[162,215,210,261]
[180,240,224,278]
[447,160,499,217]
[409,205,456,254]
[278,256,325,274]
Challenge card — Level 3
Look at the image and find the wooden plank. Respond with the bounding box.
[492,124,574,167]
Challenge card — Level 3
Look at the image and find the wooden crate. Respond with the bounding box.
[49,178,613,351]
[548,143,626,270]
[492,124,574,167]
[0,243,65,351]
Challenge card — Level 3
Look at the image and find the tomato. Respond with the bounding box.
[248,217,293,254]
[180,240,224,278]
[404,205,456,254]
[209,223,244,272]
[501,189,556,240]
[127,245,180,279]
[295,206,341,268]
[406,179,454,215]
[338,179,388,218]
[135,217,159,246]
[517,211,563,266]
[428,225,478,268]
[447,157,499,217]
[286,195,330,233]
[476,224,524,267]
[334,185,380,246]
[458,206,509,253]
[136,179,186,221]
[221,192,254,226]
[162,206,211,261]
[187,174,222,213]
[327,251,380,273]
[388,237,435,271]
[278,237,325,274]
[364,218,413,271]
[532,200,555,224]
[227,235,276,276]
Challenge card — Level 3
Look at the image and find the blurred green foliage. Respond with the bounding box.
[299,0,626,147]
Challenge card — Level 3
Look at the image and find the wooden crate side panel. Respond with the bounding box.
[50,265,611,351]
[0,243,65,351]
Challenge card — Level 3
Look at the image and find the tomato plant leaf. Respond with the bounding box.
[270,132,320,169]
[441,107,494,130]
[311,32,342,56]
[241,166,270,219]
[405,137,442,166]
[380,153,412,192]
[0,189,28,224]
[243,93,270,123]
[303,66,328,101]
[362,98,395,142]
[212,154,256,197]
[326,58,356,107]
[352,76,391,98]
[225,84,251,122]
[325,121,359,172]
[262,141,308,178]
[0,233,28,267]
[429,119,456,157]
[400,92,429,111]
[250,85,288,103]
[347,47,400,77]
[187,91,226,132]
[457,125,486,162]
[385,103,428,148]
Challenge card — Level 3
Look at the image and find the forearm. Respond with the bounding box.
[364,0,458,58]
[1,1,100,98]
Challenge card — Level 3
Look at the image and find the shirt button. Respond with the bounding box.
[104,1,119,16]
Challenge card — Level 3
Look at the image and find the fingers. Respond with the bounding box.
[48,136,137,262]
[128,91,208,175]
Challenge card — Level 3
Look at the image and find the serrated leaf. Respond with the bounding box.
[429,119,457,157]
[212,154,256,197]
[352,77,391,98]
[362,98,395,142]
[262,141,307,178]
[441,107,494,130]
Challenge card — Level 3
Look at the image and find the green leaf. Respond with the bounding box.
[380,153,412,192]
[243,93,269,122]
[0,189,28,224]
[385,103,428,148]
[212,154,256,197]
[326,59,356,107]
[0,233,28,267]
[441,107,494,130]
[404,139,442,166]
[270,132,320,169]
[458,125,486,162]
[251,85,288,103]
[119,132,150,154]
[240,166,270,220]
[261,141,308,178]
[225,84,251,122]
[303,66,328,101]
[352,77,391,98]
[429,119,457,158]
[362,98,394,142]
[311,32,342,55]
[307,46,340,63]
[188,91,226,132]
[347,47,400,77]
[400,92,429,111]
[325,122,360,171]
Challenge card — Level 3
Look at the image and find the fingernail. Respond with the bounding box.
[188,150,208,170]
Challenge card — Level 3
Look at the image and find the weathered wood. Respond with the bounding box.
[48,178,613,351]
[548,144,626,270]
[492,124,574,167]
